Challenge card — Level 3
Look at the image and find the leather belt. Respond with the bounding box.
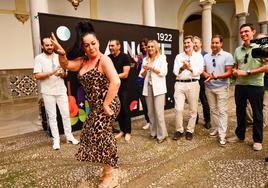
[176,79,198,82]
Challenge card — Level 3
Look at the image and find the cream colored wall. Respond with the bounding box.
[48,0,90,18]
[0,14,33,69]
[155,0,182,29]
[97,0,142,24]
[0,0,33,70]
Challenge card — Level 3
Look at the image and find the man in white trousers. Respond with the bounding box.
[33,37,79,150]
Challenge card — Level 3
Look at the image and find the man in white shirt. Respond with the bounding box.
[173,35,204,140]
[33,37,79,150]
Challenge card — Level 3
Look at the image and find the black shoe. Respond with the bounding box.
[185,132,193,140]
[150,135,157,139]
[204,122,211,129]
[195,114,199,125]
[173,131,183,140]
[112,128,120,133]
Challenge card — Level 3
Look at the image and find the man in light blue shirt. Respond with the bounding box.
[203,35,234,146]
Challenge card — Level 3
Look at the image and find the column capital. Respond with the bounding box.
[200,0,216,9]
[259,21,268,25]
[236,12,249,19]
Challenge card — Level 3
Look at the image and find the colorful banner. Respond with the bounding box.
[38,13,179,131]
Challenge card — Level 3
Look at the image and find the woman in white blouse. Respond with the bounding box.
[140,40,168,143]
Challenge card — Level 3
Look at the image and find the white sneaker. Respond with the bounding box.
[219,138,226,146]
[53,140,60,150]
[115,131,124,139]
[253,143,262,151]
[142,123,150,130]
[125,133,131,142]
[67,137,80,145]
[209,129,218,137]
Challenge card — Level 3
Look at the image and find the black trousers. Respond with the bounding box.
[235,85,264,143]
[118,88,132,134]
[137,84,150,123]
[198,77,210,123]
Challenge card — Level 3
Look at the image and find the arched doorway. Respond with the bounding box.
[183,13,231,52]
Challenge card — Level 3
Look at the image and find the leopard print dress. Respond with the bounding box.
[75,59,120,168]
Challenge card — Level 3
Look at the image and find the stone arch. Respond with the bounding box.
[183,13,231,52]
[234,0,248,14]
[177,0,201,31]
[250,0,267,22]
[234,0,267,22]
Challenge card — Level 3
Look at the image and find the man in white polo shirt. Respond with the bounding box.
[173,35,204,141]
[33,37,79,150]
[202,35,234,146]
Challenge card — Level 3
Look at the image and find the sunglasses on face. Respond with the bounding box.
[244,54,249,64]
[212,59,216,67]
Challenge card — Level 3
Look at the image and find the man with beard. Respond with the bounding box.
[33,37,79,150]
[173,35,204,140]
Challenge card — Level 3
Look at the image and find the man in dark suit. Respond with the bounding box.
[193,36,211,129]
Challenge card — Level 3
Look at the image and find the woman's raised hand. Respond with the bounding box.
[50,32,66,55]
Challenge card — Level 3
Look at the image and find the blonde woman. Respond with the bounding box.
[140,40,168,143]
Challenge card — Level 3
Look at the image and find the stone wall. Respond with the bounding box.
[0,69,38,104]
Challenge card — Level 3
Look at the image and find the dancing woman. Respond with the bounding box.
[51,22,120,188]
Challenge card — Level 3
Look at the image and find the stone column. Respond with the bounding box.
[179,30,184,53]
[236,12,247,46]
[29,0,48,56]
[143,0,155,26]
[200,0,215,52]
[90,0,97,19]
[29,0,48,102]
[259,21,268,34]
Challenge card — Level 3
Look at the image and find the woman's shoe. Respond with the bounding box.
[98,169,119,188]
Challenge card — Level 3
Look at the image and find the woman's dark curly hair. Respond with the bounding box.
[67,21,97,60]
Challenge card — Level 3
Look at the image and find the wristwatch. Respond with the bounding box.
[247,70,251,75]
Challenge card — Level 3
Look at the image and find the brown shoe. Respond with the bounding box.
[173,131,183,140]
[185,132,193,140]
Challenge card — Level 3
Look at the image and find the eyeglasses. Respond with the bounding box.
[212,59,216,67]
[244,54,249,64]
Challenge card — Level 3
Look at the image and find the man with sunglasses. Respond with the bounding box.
[202,35,234,146]
[229,23,268,151]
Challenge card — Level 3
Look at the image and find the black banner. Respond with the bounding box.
[38,13,179,130]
